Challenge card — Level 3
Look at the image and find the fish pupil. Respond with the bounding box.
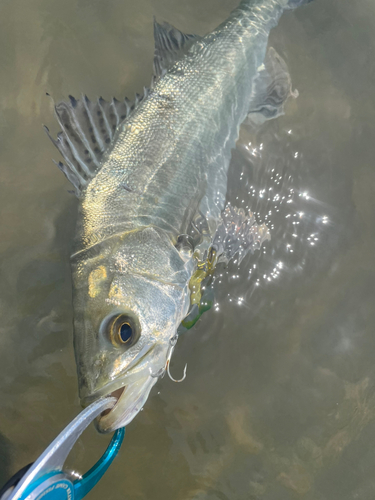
[119,323,132,343]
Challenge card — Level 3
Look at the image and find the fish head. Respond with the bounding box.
[71,227,193,433]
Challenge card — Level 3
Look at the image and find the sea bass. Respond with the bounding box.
[46,0,312,432]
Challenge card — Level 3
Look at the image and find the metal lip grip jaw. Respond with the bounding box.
[1,398,125,500]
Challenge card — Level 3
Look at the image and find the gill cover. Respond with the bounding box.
[71,227,194,403]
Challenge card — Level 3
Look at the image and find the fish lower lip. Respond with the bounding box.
[95,375,158,433]
[101,387,126,417]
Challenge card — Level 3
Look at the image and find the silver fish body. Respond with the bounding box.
[49,0,312,432]
[78,0,289,247]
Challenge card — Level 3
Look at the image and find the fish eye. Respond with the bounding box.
[119,322,132,344]
[105,313,140,348]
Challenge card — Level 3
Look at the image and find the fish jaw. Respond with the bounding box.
[79,341,170,433]
[95,374,158,432]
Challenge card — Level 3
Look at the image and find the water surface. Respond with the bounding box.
[1,0,375,498]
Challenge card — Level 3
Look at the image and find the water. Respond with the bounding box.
[1,0,375,498]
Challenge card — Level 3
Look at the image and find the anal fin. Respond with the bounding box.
[246,47,297,127]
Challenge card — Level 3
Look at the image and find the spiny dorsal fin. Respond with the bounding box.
[45,90,149,196]
[153,19,199,80]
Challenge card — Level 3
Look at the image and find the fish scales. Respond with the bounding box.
[48,0,312,432]
[79,1,285,250]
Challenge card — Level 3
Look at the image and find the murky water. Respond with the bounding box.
[1,0,375,498]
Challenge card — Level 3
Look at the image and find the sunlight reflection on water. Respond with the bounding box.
[1,0,375,498]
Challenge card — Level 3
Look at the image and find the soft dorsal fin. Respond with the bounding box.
[153,19,199,80]
[45,89,150,196]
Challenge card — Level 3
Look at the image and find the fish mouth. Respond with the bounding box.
[81,342,169,433]
[94,374,158,433]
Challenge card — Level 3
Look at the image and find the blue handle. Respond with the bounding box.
[2,399,125,500]
[12,428,125,500]
[73,427,125,500]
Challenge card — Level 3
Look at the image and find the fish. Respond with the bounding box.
[45,0,313,433]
